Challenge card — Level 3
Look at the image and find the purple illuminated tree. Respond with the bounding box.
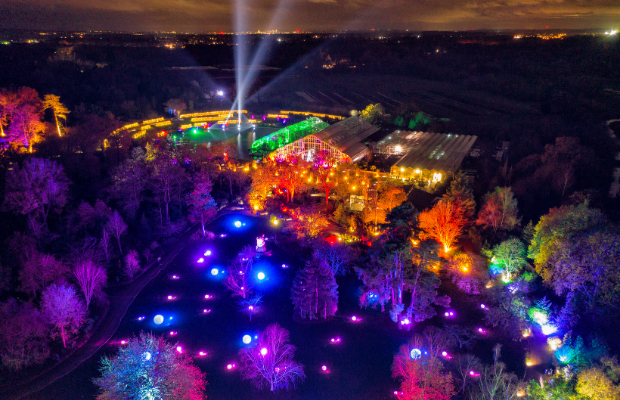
[291,259,338,320]
[187,170,217,237]
[41,282,88,348]
[73,260,107,308]
[94,332,206,400]
[313,242,359,276]
[0,299,50,371]
[239,323,305,392]
[2,158,70,232]
[19,252,69,298]
[149,158,187,222]
[225,245,256,299]
[124,250,141,279]
[106,210,127,255]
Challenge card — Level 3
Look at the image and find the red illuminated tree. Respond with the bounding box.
[286,204,329,239]
[239,323,305,392]
[94,332,206,400]
[314,163,338,206]
[5,87,46,152]
[41,282,88,348]
[442,171,476,224]
[392,329,456,400]
[476,187,521,232]
[418,200,467,253]
[277,159,310,202]
[187,170,217,237]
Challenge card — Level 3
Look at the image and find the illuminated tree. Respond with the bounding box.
[0,299,50,371]
[20,252,69,298]
[442,171,476,224]
[476,187,521,232]
[446,252,486,294]
[312,242,359,275]
[291,259,338,320]
[528,202,606,280]
[2,158,70,231]
[418,200,467,252]
[106,210,127,255]
[470,345,523,400]
[187,170,217,237]
[392,329,455,400]
[124,250,141,279]
[0,88,18,137]
[149,158,187,222]
[576,367,620,400]
[225,245,256,299]
[276,158,310,202]
[359,103,385,125]
[379,183,408,213]
[41,282,88,348]
[109,148,148,219]
[287,204,329,239]
[42,94,70,137]
[314,163,338,206]
[73,260,107,308]
[94,332,206,400]
[491,238,527,282]
[6,87,45,152]
[452,354,482,395]
[247,161,276,211]
[239,323,305,392]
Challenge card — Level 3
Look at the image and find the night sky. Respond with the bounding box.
[0,0,618,32]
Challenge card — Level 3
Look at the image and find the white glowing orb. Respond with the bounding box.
[321,365,327,371]
[197,257,204,263]
[199,351,207,356]
[227,363,234,370]
[257,272,266,281]
[442,351,448,357]
[120,340,127,345]
[154,315,164,325]
[248,305,254,311]
[169,331,177,336]
[242,335,252,344]
[143,352,152,361]
[234,221,242,228]
[541,324,557,335]
[260,348,268,356]
[351,316,358,321]
[410,348,422,360]
[204,294,211,299]
[176,346,182,353]
[282,264,288,268]
[211,268,219,276]
[217,90,224,96]
[204,250,212,256]
[395,145,402,152]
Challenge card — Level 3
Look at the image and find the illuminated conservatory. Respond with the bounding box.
[268,116,379,163]
[250,117,329,155]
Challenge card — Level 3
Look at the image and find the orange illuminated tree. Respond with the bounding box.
[248,161,277,211]
[418,200,467,253]
[277,158,310,203]
[314,162,338,206]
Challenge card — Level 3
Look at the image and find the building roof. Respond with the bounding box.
[393,132,477,174]
[314,116,379,159]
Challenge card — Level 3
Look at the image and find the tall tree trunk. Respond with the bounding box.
[117,235,123,255]
[54,110,62,137]
[61,325,66,348]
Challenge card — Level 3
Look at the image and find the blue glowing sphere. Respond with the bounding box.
[242,335,252,344]
[211,268,219,276]
[410,348,422,360]
[234,221,242,228]
[257,272,266,281]
[154,315,164,325]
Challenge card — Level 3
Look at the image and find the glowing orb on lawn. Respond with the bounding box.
[234,221,242,228]
[176,346,182,353]
[198,351,207,356]
[154,315,164,325]
[144,352,152,361]
[260,348,268,356]
[227,363,235,370]
[204,294,211,299]
[205,250,212,256]
[410,348,422,360]
[257,272,266,281]
[351,316,359,322]
[243,335,252,344]
[197,258,204,263]
[442,351,448,357]
[211,268,219,276]
[321,365,327,371]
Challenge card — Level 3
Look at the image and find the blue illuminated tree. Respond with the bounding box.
[93,332,206,400]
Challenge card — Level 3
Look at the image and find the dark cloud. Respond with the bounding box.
[0,0,618,31]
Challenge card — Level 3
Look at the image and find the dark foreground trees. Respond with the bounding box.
[239,323,305,392]
[291,259,338,320]
[94,332,206,400]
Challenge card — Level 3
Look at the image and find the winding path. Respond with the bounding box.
[0,225,197,400]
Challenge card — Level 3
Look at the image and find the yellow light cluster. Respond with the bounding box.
[191,115,234,122]
[180,110,247,119]
[193,123,206,127]
[132,131,147,139]
[267,114,289,119]
[280,111,344,120]
[142,117,164,125]
[141,125,151,130]
[155,120,172,127]
[217,119,241,125]
[180,124,192,130]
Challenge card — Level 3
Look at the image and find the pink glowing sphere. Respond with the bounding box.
[120,340,127,345]
[202,309,210,313]
[198,351,207,356]
[227,363,234,370]
[176,346,182,353]
[351,316,358,321]
[260,348,268,356]
[169,331,177,336]
[321,365,327,371]
[442,351,448,357]
[204,294,211,299]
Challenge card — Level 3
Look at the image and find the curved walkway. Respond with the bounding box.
[0,226,197,400]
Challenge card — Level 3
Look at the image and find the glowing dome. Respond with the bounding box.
[257,272,265,281]
[410,348,422,360]
[154,315,164,325]
[234,221,242,228]
[260,348,268,356]
[243,335,252,344]
[211,268,219,276]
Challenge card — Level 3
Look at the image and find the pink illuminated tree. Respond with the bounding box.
[225,245,256,299]
[187,170,217,237]
[19,252,69,298]
[41,282,88,348]
[73,260,107,308]
[239,323,305,392]
[106,210,127,255]
[94,332,206,400]
[123,250,141,279]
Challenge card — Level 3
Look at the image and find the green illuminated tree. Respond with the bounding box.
[491,238,527,282]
